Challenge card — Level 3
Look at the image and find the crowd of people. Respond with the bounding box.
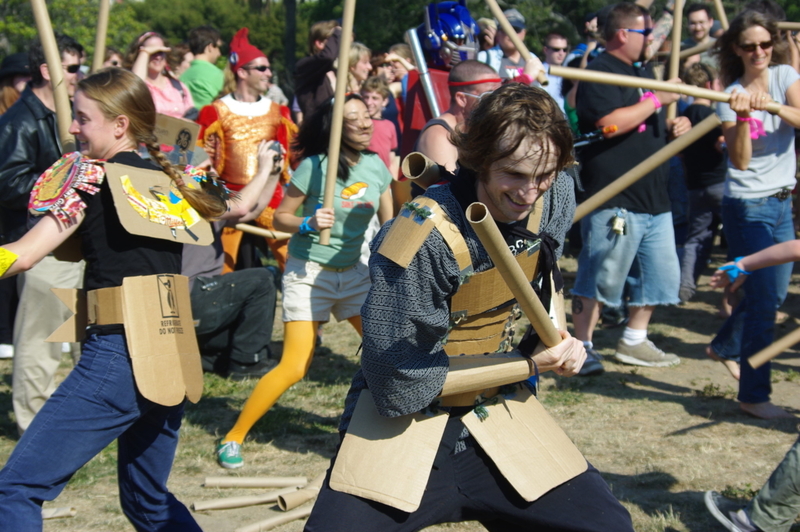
[1,0,800,529]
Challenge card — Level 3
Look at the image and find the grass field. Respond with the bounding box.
[2,249,800,531]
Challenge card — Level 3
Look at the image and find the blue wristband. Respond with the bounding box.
[298,216,315,235]
[720,256,750,283]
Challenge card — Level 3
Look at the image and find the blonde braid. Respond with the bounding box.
[145,141,227,219]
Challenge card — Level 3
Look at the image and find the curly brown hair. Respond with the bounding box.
[451,84,574,181]
[712,10,789,87]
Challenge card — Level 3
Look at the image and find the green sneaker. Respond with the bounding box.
[217,441,243,469]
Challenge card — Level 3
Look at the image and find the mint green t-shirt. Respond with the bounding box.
[180,60,224,109]
[288,153,391,268]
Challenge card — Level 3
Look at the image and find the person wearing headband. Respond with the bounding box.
[414,60,502,173]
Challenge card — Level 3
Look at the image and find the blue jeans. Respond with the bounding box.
[710,195,794,404]
[0,334,201,532]
[573,209,680,307]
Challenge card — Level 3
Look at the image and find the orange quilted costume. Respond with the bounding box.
[197,95,297,272]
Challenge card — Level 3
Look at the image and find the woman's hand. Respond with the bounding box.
[139,44,170,57]
[749,89,773,112]
[729,88,753,117]
[710,260,749,291]
[310,207,335,230]
[530,330,586,377]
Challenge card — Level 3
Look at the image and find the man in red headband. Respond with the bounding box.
[197,28,296,272]
[415,60,501,173]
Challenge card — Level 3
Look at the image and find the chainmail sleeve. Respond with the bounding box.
[538,171,576,260]
[339,185,492,431]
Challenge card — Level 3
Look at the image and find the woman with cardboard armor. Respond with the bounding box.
[216,93,393,469]
[0,68,248,531]
[707,10,800,418]
[125,30,196,119]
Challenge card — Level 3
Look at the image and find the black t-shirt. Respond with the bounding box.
[78,151,182,292]
[680,104,727,190]
[576,52,671,214]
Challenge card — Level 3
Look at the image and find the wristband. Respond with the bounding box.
[719,256,751,283]
[0,247,19,277]
[298,216,315,235]
[736,116,767,139]
[514,69,535,85]
[640,91,662,110]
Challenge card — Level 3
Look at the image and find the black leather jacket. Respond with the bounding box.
[0,86,63,243]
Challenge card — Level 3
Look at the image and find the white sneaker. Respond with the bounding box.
[0,344,12,359]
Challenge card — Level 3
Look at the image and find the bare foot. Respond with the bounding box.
[740,402,796,419]
[705,346,741,380]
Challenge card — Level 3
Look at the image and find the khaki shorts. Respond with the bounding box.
[282,255,370,323]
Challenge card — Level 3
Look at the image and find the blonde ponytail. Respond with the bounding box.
[145,140,227,219]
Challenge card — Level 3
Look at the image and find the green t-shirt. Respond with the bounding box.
[180,60,224,109]
[288,153,392,268]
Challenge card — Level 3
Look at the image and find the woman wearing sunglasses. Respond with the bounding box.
[124,31,196,119]
[706,10,800,418]
[215,93,393,469]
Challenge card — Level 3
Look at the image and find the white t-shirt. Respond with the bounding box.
[717,64,800,198]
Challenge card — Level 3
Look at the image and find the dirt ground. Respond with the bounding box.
[4,250,800,532]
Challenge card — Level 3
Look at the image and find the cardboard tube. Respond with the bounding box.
[277,472,325,511]
[679,40,714,60]
[778,22,800,31]
[713,0,729,30]
[483,0,548,86]
[441,351,532,397]
[234,223,292,241]
[320,0,356,246]
[749,326,800,369]
[203,476,307,489]
[401,152,443,189]
[92,0,111,73]
[192,487,299,511]
[549,65,782,115]
[667,0,684,121]
[466,202,561,347]
[234,504,313,532]
[30,0,75,153]
[42,507,77,519]
[574,113,721,223]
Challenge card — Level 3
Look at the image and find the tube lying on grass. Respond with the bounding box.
[203,476,307,489]
[233,504,314,532]
[192,486,300,511]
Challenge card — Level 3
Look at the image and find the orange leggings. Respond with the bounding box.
[223,317,362,444]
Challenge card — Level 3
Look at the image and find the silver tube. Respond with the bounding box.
[405,28,441,118]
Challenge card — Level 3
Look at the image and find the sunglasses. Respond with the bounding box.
[63,64,81,74]
[242,65,271,72]
[546,46,569,52]
[461,90,494,101]
[739,40,773,52]
[625,28,653,37]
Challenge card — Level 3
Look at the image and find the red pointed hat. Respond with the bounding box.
[229,28,265,72]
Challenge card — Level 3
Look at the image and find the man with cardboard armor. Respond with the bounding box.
[196,28,296,272]
[304,84,634,532]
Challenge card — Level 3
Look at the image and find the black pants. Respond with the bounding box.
[190,268,276,369]
[305,415,634,532]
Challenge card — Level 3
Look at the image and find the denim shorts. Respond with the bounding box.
[572,208,680,307]
[282,255,370,322]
